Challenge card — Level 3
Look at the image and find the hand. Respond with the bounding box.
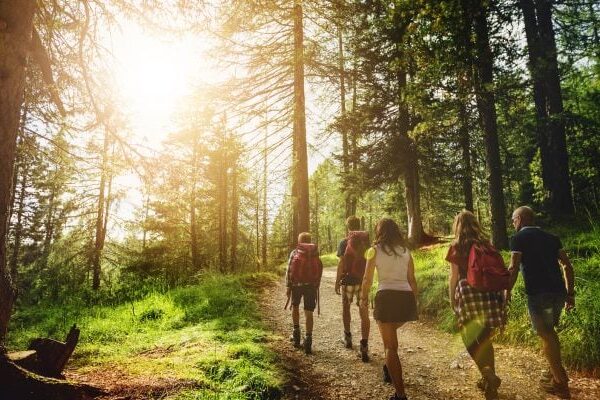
[335,282,341,295]
[565,295,575,312]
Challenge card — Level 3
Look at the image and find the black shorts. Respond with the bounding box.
[374,290,418,323]
[291,285,317,311]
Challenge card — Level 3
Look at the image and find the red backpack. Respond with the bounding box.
[342,231,370,282]
[289,243,323,285]
[467,243,510,292]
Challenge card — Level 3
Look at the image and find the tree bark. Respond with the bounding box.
[471,0,509,248]
[519,0,574,216]
[0,0,37,345]
[293,0,310,234]
[338,26,352,218]
[91,131,110,290]
[230,164,238,272]
[457,73,474,212]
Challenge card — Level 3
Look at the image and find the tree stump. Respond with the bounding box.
[27,324,80,378]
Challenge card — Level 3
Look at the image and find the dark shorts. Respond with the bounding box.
[527,292,566,334]
[291,285,317,312]
[374,290,418,323]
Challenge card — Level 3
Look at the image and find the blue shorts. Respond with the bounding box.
[527,292,566,334]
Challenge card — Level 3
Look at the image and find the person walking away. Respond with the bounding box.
[335,216,370,361]
[508,206,575,399]
[286,232,324,354]
[360,218,418,400]
[446,210,508,400]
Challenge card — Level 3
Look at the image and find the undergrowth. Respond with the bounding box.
[7,273,283,400]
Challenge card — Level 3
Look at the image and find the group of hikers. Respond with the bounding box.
[285,206,575,400]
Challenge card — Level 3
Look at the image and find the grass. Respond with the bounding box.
[7,273,283,399]
[413,223,600,371]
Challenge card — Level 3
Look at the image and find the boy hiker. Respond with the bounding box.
[335,216,371,362]
[286,232,323,354]
[508,206,575,399]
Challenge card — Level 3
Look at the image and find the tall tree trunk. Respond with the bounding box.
[338,27,352,218]
[293,0,310,234]
[190,139,201,273]
[9,162,28,280]
[457,73,474,212]
[0,0,37,345]
[40,175,57,271]
[535,0,574,215]
[471,0,509,248]
[261,129,268,270]
[313,178,319,247]
[218,152,228,274]
[91,131,110,290]
[349,67,358,216]
[398,67,425,244]
[255,179,260,271]
[230,164,238,272]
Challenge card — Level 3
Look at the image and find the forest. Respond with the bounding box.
[0,0,599,399]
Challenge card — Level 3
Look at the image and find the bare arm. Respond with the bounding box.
[359,248,376,308]
[407,254,418,299]
[508,252,521,291]
[335,257,344,295]
[559,249,575,310]
[448,263,459,309]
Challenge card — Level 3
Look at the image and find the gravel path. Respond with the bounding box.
[262,268,600,400]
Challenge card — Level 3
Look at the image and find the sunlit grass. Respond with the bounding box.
[7,273,283,399]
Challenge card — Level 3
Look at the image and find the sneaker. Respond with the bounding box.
[388,394,408,400]
[482,367,501,400]
[360,339,369,362]
[383,364,392,384]
[303,335,312,354]
[540,380,571,399]
[291,329,301,348]
[539,369,553,384]
[344,331,352,349]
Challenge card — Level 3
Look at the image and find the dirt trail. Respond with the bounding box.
[262,268,600,400]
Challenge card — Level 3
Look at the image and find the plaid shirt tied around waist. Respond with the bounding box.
[454,279,507,329]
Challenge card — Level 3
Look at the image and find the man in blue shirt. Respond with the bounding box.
[508,206,575,399]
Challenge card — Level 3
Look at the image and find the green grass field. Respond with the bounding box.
[7,273,283,400]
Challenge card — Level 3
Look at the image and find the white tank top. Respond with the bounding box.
[374,244,412,292]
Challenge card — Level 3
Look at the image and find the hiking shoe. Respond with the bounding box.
[388,394,408,400]
[344,331,352,349]
[482,367,501,400]
[383,364,392,384]
[476,376,486,391]
[539,369,553,384]
[541,380,571,399]
[291,329,301,348]
[360,339,369,362]
[303,335,312,355]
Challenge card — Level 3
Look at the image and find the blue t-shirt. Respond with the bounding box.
[509,227,566,295]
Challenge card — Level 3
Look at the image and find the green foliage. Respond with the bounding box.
[7,273,283,399]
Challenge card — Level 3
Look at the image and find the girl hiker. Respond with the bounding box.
[285,232,323,354]
[360,218,418,400]
[446,210,507,400]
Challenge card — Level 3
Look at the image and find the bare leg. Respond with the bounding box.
[292,305,300,327]
[342,296,351,333]
[305,310,314,335]
[378,321,405,397]
[359,304,370,341]
[538,329,568,385]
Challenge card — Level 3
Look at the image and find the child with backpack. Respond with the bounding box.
[286,232,323,354]
[360,218,418,400]
[335,216,370,361]
[446,210,509,400]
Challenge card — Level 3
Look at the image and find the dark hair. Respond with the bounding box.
[346,216,361,231]
[373,218,407,256]
[451,210,489,255]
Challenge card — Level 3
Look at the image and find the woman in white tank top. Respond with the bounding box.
[360,218,418,400]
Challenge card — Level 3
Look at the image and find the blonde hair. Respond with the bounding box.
[298,232,312,244]
[451,210,489,255]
